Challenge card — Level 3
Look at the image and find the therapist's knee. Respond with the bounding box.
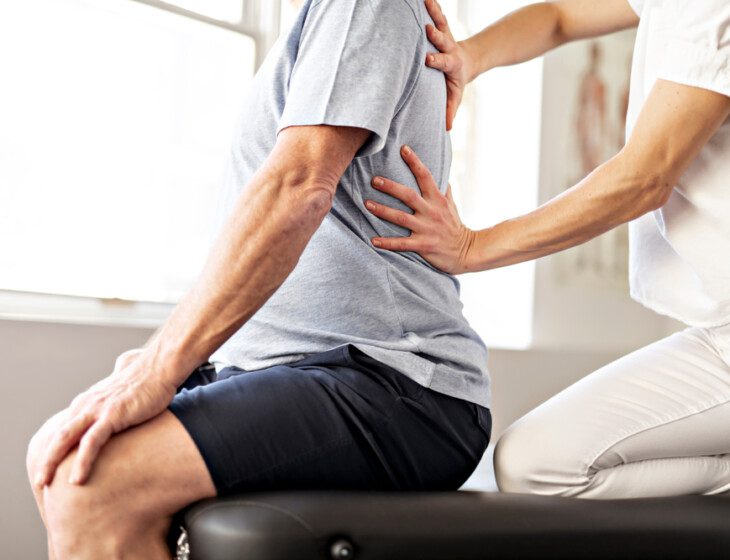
[494,417,579,497]
[494,421,541,494]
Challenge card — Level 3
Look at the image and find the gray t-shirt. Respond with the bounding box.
[209,0,491,408]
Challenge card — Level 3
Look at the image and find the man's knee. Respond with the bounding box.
[26,431,42,485]
[44,450,147,558]
[27,411,68,488]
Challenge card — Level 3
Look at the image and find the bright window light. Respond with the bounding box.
[1,0,541,350]
[161,0,243,23]
[0,0,255,303]
[441,1,543,349]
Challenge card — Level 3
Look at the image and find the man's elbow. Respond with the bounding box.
[282,171,338,220]
[301,181,336,218]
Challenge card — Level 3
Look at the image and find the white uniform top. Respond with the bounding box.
[626,0,730,327]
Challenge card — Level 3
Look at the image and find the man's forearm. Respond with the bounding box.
[141,126,368,387]
[463,1,638,79]
[147,172,330,384]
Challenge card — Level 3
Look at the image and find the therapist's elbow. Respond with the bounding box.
[633,173,673,214]
[609,153,674,216]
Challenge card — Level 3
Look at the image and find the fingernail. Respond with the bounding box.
[69,473,80,485]
[427,55,435,64]
[366,201,375,210]
[373,177,384,187]
[402,145,412,155]
[34,474,44,488]
[373,239,382,247]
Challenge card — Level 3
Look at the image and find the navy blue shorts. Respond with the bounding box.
[169,345,491,495]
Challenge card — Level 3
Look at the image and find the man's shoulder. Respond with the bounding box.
[309,0,423,36]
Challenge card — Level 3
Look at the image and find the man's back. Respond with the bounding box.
[210,0,490,408]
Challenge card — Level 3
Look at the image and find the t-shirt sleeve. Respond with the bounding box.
[658,0,730,98]
[278,0,422,157]
[626,0,644,16]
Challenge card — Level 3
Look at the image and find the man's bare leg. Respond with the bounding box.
[28,411,215,560]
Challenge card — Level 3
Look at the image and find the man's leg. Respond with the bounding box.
[28,410,69,559]
[29,411,215,560]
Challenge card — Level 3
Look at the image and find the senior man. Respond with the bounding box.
[25,0,492,558]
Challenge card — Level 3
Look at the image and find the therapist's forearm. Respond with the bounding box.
[462,3,564,78]
[463,154,664,272]
[463,80,730,272]
[462,1,638,79]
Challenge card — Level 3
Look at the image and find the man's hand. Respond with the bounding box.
[112,347,145,375]
[34,350,177,487]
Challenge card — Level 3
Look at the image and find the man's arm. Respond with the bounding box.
[36,124,369,487]
[150,125,368,377]
[460,0,639,79]
[464,80,730,270]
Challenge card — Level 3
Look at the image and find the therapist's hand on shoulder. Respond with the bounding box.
[424,0,474,131]
[366,145,475,275]
[32,348,177,488]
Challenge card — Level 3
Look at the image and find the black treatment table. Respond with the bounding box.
[175,491,730,559]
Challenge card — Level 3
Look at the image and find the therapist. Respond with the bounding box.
[366,0,730,498]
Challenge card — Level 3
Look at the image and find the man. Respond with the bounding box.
[26,0,492,557]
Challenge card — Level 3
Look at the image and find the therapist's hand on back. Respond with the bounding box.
[423,0,475,130]
[366,146,475,275]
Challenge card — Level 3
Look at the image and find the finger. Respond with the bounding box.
[446,97,456,131]
[36,413,94,487]
[425,0,449,33]
[70,417,114,485]
[426,52,455,73]
[445,184,456,204]
[371,177,428,213]
[401,146,441,198]
[372,235,420,253]
[365,200,418,230]
[426,24,454,53]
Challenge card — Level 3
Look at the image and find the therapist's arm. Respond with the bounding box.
[35,125,368,487]
[424,0,638,129]
[366,80,730,274]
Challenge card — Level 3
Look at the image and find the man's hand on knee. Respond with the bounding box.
[33,350,178,489]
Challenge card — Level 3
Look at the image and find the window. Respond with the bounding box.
[0,0,259,303]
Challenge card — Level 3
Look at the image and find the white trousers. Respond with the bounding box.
[494,323,730,498]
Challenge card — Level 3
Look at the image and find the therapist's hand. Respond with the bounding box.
[424,0,474,130]
[33,349,177,488]
[366,145,475,275]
